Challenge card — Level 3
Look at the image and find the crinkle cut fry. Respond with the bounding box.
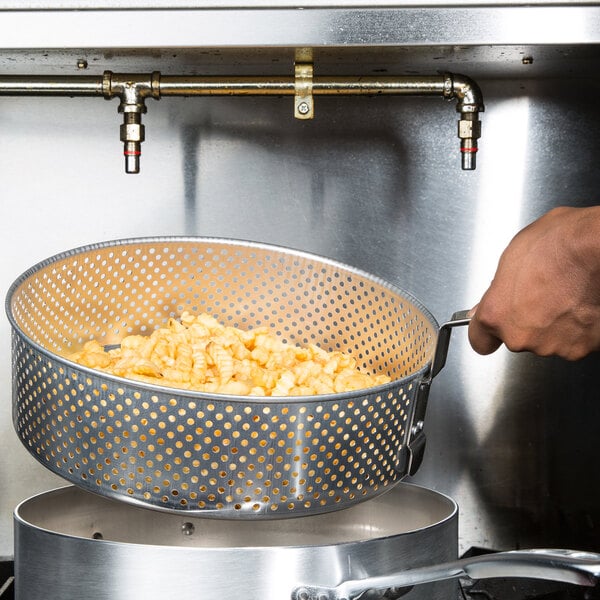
[68,311,391,396]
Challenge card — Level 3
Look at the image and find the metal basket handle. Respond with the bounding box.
[430,309,471,379]
[399,310,471,476]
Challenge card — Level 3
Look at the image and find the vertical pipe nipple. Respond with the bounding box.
[124,142,141,174]
[458,112,481,171]
[120,111,145,174]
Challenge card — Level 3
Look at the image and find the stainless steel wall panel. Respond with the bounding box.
[0,6,599,49]
[2,1,600,7]
[1,70,599,558]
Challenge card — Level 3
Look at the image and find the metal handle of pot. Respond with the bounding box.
[292,549,600,600]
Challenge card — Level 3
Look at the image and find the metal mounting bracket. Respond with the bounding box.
[294,62,314,120]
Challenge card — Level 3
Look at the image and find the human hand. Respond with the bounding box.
[468,205,600,360]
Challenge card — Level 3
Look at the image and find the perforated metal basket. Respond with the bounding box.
[7,237,446,518]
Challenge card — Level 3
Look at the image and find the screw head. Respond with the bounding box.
[297,101,311,115]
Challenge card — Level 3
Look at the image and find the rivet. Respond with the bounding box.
[296,588,310,600]
[181,521,195,536]
[411,420,424,436]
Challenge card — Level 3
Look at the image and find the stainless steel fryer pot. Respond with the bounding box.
[14,484,600,600]
[13,483,460,600]
[6,237,467,518]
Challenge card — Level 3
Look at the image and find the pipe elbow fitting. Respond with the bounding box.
[445,72,485,113]
[444,73,484,170]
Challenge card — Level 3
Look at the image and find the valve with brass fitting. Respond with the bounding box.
[103,70,161,173]
[119,109,145,174]
[458,110,482,171]
[443,73,484,171]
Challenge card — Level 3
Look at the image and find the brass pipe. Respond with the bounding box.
[0,75,103,95]
[157,75,448,96]
[0,74,449,97]
[0,71,484,172]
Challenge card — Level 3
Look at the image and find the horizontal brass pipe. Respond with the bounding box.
[0,74,447,97]
[0,75,103,95]
[158,75,447,96]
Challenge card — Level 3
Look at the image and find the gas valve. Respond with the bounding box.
[458,111,482,170]
[445,72,484,171]
[119,109,145,174]
[103,71,160,174]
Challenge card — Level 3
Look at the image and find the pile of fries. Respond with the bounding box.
[68,311,391,396]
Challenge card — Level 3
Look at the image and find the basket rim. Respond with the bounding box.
[6,235,439,403]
